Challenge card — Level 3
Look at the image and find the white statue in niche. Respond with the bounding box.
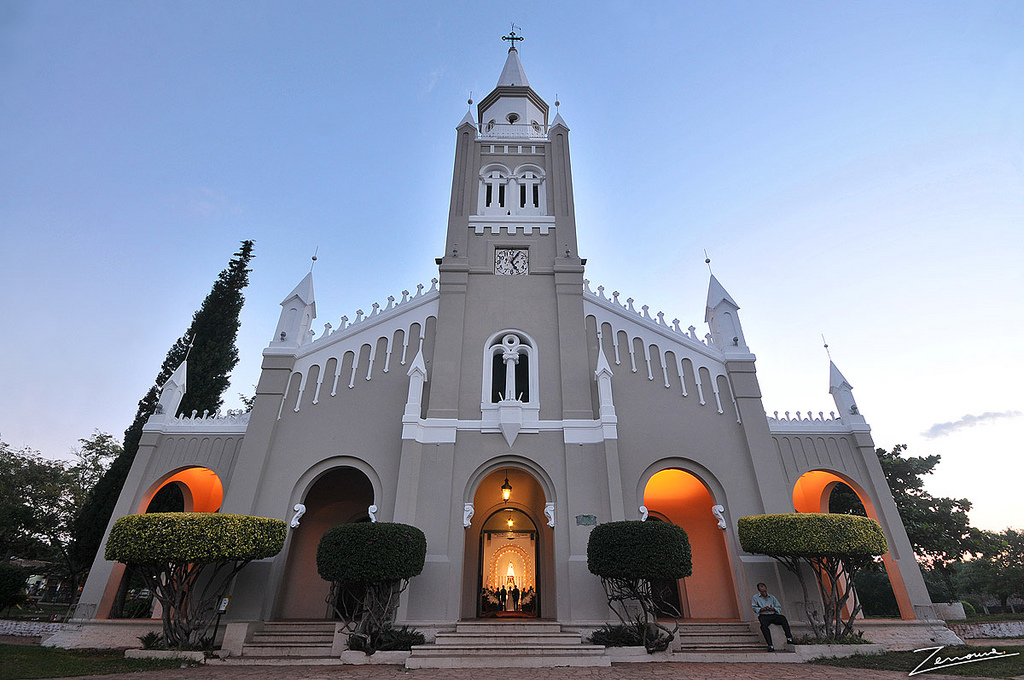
[463,503,474,529]
[289,503,306,528]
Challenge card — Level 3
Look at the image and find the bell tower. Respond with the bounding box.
[427,32,591,423]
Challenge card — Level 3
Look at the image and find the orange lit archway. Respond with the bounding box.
[100,466,225,618]
[144,467,224,513]
[643,469,739,619]
[792,469,915,620]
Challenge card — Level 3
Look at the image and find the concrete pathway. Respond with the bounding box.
[56,664,970,680]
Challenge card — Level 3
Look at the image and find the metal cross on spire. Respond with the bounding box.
[502,25,524,51]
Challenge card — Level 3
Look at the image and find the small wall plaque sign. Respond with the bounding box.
[575,514,597,526]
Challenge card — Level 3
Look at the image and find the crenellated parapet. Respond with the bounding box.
[766,409,849,434]
[303,279,439,352]
[143,408,250,434]
[583,280,742,423]
[584,280,717,352]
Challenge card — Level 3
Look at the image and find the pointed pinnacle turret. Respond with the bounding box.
[704,274,748,352]
[271,271,317,348]
[496,41,530,87]
[705,274,739,319]
[828,360,866,424]
[829,361,851,392]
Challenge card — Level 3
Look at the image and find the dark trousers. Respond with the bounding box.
[758,613,792,644]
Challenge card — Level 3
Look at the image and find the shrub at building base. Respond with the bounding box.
[738,513,887,641]
[105,513,286,649]
[586,520,692,653]
[0,562,28,615]
[316,522,427,655]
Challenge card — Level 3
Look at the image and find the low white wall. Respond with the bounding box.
[41,619,162,649]
[949,621,1024,639]
[0,620,62,638]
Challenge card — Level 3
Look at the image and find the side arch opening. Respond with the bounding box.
[792,470,915,620]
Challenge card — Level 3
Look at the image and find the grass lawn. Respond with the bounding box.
[813,644,1024,678]
[0,644,191,680]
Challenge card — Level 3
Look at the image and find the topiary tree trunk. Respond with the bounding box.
[105,513,285,649]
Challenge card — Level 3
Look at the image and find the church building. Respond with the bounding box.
[66,36,953,655]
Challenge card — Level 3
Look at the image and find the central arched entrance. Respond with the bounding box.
[275,466,374,619]
[479,507,538,617]
[463,465,554,619]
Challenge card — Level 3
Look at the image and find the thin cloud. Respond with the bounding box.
[922,411,1022,439]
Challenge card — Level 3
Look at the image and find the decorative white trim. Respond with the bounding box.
[463,503,474,529]
[368,504,378,523]
[639,505,649,522]
[289,503,306,529]
[766,410,870,434]
[711,504,726,530]
[143,411,249,435]
[544,502,555,528]
[400,416,618,444]
[471,215,555,235]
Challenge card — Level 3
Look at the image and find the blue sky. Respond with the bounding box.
[1,1,1021,531]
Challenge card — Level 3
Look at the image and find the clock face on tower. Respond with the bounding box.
[494,248,529,275]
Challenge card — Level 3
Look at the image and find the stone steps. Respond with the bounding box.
[405,621,610,668]
[239,621,336,658]
[675,621,766,652]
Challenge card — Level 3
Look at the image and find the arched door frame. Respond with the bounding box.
[636,458,744,620]
[462,456,556,620]
[264,456,383,621]
[463,454,556,506]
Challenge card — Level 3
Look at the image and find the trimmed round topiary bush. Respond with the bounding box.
[106,512,286,564]
[737,513,887,558]
[317,522,426,585]
[587,520,692,581]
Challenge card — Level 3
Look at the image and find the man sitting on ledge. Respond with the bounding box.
[752,582,794,652]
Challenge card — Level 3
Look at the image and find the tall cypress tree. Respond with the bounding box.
[69,241,255,576]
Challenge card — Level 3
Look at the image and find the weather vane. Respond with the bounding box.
[310,246,319,272]
[502,24,523,51]
[822,334,832,360]
[704,249,713,274]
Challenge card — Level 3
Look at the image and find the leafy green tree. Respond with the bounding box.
[830,444,974,601]
[70,241,254,576]
[958,529,1024,613]
[106,513,285,648]
[0,441,68,562]
[0,563,28,614]
[739,513,888,640]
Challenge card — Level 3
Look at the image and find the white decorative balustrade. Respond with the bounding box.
[304,278,439,351]
[478,122,548,140]
[583,280,715,350]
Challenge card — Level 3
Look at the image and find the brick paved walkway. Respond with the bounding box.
[58,663,970,680]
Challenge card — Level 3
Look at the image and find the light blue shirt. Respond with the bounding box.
[752,592,782,615]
